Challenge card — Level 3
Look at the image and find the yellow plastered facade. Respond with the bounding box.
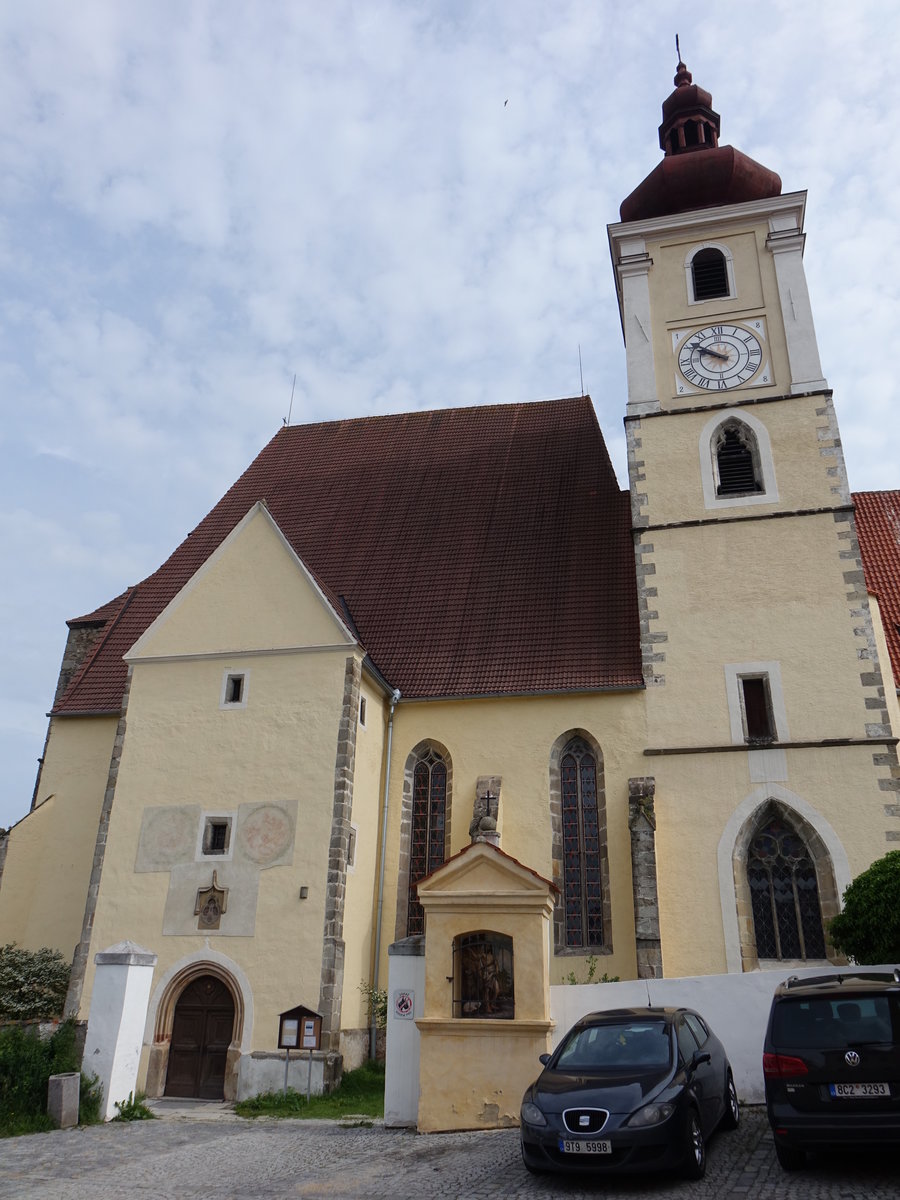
[0,715,117,956]
[75,504,372,1086]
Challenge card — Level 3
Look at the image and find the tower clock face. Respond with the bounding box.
[673,321,770,393]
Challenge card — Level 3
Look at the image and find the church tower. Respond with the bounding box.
[608,57,899,976]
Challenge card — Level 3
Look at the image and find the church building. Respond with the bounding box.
[1,59,898,1104]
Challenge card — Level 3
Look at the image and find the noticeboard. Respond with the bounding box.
[278,1004,322,1051]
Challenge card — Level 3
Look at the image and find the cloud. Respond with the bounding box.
[0,0,899,825]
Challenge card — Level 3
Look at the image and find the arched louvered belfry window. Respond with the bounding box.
[691,246,729,301]
[715,422,762,496]
[406,747,448,936]
[747,814,827,960]
[560,738,605,949]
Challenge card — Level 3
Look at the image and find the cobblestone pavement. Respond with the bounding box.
[0,1107,896,1200]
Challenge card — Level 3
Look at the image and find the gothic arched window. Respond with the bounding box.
[406,747,448,936]
[691,246,729,301]
[560,738,605,949]
[715,422,762,496]
[747,815,826,960]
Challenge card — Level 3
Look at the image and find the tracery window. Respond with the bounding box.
[406,747,447,936]
[561,738,604,948]
[715,422,762,496]
[747,816,826,960]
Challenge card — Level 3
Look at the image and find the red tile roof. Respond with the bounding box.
[56,397,642,714]
[853,491,900,688]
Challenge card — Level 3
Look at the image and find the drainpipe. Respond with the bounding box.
[370,687,401,1059]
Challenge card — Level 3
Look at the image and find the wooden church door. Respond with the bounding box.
[165,975,235,1099]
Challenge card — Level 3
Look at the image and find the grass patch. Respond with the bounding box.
[235,1061,384,1121]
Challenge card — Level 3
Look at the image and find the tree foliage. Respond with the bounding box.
[0,944,70,1020]
[828,851,900,964]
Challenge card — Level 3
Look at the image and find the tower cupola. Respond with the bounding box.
[620,53,782,222]
[658,58,720,155]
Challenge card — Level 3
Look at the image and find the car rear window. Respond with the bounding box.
[555,1021,671,1070]
[772,994,899,1048]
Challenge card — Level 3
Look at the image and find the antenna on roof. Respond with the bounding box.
[284,373,297,427]
[578,345,585,397]
[675,33,681,62]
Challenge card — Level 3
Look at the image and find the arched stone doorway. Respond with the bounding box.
[147,962,245,1101]
[165,974,235,1099]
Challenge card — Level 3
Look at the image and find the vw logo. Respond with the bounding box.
[844,1050,860,1067]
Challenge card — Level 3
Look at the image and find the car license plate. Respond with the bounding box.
[829,1082,890,1098]
[559,1138,612,1154]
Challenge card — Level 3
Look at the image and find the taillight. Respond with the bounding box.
[763,1052,809,1078]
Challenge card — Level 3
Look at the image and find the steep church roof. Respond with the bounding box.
[854,490,900,687]
[55,396,642,713]
[620,56,782,221]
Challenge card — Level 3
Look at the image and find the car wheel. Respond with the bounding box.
[682,1109,706,1180]
[720,1072,740,1130]
[775,1141,806,1172]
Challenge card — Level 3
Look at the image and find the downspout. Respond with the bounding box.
[370,686,401,1059]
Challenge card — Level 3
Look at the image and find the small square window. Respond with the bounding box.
[220,669,249,709]
[740,676,775,744]
[202,817,232,856]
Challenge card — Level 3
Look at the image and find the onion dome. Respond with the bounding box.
[620,57,781,222]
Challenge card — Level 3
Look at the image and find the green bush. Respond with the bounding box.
[829,851,900,964]
[0,944,70,1020]
[0,1021,101,1136]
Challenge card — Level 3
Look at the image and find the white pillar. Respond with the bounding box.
[767,215,828,394]
[82,941,157,1121]
[384,935,425,1128]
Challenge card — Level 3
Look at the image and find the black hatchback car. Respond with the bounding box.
[519,1006,739,1179]
[763,970,900,1170]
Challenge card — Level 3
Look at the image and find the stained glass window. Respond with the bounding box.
[561,738,604,948]
[748,816,826,960]
[406,748,447,936]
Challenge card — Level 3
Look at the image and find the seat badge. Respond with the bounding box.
[579,1115,590,1126]
[844,1050,860,1067]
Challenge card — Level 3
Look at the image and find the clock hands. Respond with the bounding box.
[688,342,730,362]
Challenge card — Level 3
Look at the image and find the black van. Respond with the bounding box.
[763,971,900,1170]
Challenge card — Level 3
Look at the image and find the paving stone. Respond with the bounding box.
[0,1108,896,1199]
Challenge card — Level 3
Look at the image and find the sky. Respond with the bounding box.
[0,1,897,831]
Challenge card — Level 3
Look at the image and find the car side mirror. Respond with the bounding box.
[539,1053,551,1066]
[691,1050,711,1071]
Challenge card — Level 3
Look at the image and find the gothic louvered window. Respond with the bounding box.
[561,739,604,948]
[691,247,729,301]
[716,424,762,496]
[748,816,826,960]
[406,749,447,936]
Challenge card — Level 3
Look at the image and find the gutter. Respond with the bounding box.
[370,687,400,1059]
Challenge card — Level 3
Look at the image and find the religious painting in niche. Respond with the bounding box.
[453,931,514,1019]
[747,816,826,960]
[194,870,229,931]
